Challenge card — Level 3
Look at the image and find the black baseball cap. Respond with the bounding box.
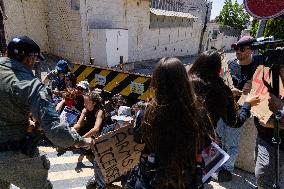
[7,36,45,61]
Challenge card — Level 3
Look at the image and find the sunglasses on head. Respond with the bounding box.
[233,46,250,52]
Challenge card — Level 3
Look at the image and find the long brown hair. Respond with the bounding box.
[189,51,238,127]
[142,57,210,188]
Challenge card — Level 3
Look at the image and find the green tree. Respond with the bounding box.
[250,15,284,39]
[250,19,259,37]
[216,0,250,32]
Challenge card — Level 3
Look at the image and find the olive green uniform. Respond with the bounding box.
[0,57,85,188]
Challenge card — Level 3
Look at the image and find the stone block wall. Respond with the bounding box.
[85,0,203,63]
[3,0,49,52]
[47,0,84,62]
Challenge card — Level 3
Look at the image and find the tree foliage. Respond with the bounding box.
[250,15,284,39]
[216,0,250,32]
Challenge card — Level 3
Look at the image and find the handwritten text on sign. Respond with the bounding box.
[94,124,145,183]
[238,66,284,124]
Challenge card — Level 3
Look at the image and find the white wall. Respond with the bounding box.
[206,22,238,51]
[84,0,205,63]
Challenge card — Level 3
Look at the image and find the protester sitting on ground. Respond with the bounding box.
[111,105,133,129]
[87,105,134,189]
[74,80,89,112]
[65,72,77,89]
[73,92,105,138]
[55,88,78,112]
[104,94,127,125]
[189,50,260,128]
[43,59,69,91]
[124,57,213,189]
[132,101,146,129]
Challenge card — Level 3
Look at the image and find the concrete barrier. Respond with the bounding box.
[235,117,257,173]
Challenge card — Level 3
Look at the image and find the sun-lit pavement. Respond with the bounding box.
[11,144,256,189]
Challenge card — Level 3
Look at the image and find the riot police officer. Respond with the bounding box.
[0,36,92,188]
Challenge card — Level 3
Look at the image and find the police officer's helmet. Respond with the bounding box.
[7,36,45,61]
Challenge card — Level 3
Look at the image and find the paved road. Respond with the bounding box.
[11,144,255,189]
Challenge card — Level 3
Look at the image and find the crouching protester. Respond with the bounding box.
[124,57,214,189]
[0,36,92,189]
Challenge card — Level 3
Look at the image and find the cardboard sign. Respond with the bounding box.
[93,124,145,183]
[220,58,234,89]
[238,66,284,125]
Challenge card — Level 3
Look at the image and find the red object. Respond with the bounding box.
[65,98,74,107]
[244,0,284,19]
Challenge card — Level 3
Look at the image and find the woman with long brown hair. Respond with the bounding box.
[189,51,259,128]
[127,57,213,189]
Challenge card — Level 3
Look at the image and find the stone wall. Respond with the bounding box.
[47,0,84,62]
[3,0,49,52]
[85,0,205,63]
[206,22,238,51]
[2,0,207,63]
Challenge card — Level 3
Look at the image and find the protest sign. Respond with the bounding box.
[238,66,284,125]
[93,124,145,183]
[220,58,234,89]
[202,142,229,183]
[59,106,80,125]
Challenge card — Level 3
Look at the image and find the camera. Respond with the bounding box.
[251,37,284,67]
[251,37,284,95]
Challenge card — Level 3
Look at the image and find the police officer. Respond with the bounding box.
[0,36,92,188]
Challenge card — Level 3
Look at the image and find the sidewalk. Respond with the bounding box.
[205,168,256,189]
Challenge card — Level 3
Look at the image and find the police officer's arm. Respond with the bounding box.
[83,110,104,138]
[27,80,86,148]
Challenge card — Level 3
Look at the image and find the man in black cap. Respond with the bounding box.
[0,36,92,188]
[215,35,258,182]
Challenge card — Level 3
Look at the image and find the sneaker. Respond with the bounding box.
[86,176,97,189]
[217,169,232,182]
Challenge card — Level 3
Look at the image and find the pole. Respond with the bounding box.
[198,1,209,54]
[254,20,266,55]
[119,56,124,71]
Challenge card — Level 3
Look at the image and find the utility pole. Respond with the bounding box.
[198,1,210,54]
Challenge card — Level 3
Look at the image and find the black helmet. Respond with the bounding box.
[7,36,45,61]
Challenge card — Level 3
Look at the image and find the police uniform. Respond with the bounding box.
[0,36,86,189]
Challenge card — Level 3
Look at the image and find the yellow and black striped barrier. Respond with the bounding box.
[72,64,151,101]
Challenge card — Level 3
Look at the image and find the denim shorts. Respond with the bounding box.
[255,136,284,189]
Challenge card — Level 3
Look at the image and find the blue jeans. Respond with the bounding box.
[93,161,106,189]
[216,119,241,172]
[255,136,284,189]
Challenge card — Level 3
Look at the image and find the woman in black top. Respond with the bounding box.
[73,92,105,137]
